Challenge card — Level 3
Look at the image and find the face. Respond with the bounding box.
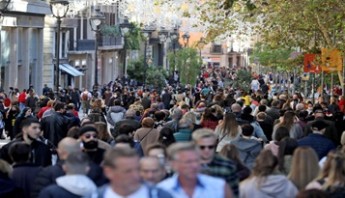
[80,132,98,143]
[140,159,165,184]
[148,148,165,158]
[172,150,200,180]
[104,156,141,192]
[25,109,32,117]
[24,123,41,139]
[196,137,216,162]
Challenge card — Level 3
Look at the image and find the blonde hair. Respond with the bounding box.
[323,151,345,190]
[192,128,216,142]
[340,131,345,146]
[288,147,320,190]
[0,159,12,177]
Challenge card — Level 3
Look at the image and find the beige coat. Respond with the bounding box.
[134,127,160,155]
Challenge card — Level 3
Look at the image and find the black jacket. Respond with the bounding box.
[0,138,51,167]
[41,112,70,147]
[38,185,80,198]
[0,173,24,198]
[11,163,42,198]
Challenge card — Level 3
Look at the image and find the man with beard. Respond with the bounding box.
[78,126,105,165]
[0,117,51,167]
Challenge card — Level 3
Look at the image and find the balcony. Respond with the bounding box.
[210,45,223,54]
[71,35,123,52]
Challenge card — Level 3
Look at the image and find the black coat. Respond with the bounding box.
[0,173,24,198]
[11,163,42,198]
[41,112,70,147]
[38,185,80,198]
[0,138,51,167]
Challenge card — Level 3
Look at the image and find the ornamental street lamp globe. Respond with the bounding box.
[50,0,69,18]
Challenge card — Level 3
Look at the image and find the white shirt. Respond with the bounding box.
[104,185,149,198]
[158,174,225,198]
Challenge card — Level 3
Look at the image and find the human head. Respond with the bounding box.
[9,142,31,164]
[296,189,328,198]
[54,102,66,113]
[57,137,81,160]
[178,118,193,130]
[103,147,141,195]
[94,121,110,142]
[219,144,242,165]
[125,109,136,119]
[171,108,183,120]
[231,103,242,113]
[168,142,200,180]
[241,124,254,137]
[273,126,290,141]
[114,135,134,148]
[63,152,90,175]
[158,127,176,147]
[21,117,41,141]
[139,157,166,184]
[256,112,266,122]
[79,126,98,150]
[313,108,325,118]
[141,117,155,128]
[311,120,328,134]
[192,128,217,162]
[154,111,166,122]
[288,147,320,190]
[252,150,278,177]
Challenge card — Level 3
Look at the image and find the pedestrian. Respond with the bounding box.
[158,142,233,198]
[93,147,172,197]
[139,157,166,185]
[38,152,97,198]
[134,117,160,155]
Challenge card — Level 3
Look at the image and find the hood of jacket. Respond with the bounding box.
[257,175,295,197]
[109,105,126,113]
[232,137,261,152]
[56,175,97,196]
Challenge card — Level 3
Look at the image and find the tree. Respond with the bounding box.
[127,56,145,83]
[168,47,201,85]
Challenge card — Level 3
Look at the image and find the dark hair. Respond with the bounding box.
[9,142,31,163]
[277,137,298,173]
[114,99,121,106]
[117,124,136,136]
[67,126,80,139]
[258,105,266,112]
[115,135,135,148]
[54,102,65,111]
[241,124,254,136]
[154,111,166,122]
[274,126,290,141]
[296,189,328,198]
[159,127,176,147]
[20,117,40,130]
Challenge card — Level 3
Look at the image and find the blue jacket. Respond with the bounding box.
[298,133,336,159]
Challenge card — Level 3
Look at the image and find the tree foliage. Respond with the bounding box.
[232,69,252,92]
[168,48,201,85]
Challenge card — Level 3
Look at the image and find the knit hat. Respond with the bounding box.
[79,126,98,137]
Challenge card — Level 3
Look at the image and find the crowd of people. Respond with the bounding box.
[0,65,344,198]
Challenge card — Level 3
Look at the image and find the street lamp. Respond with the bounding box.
[141,28,153,87]
[169,29,178,71]
[182,32,190,47]
[0,0,11,88]
[119,17,134,77]
[197,37,206,58]
[50,0,69,96]
[90,8,105,91]
[158,29,168,69]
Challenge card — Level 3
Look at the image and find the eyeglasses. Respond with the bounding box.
[199,145,215,150]
[84,134,97,139]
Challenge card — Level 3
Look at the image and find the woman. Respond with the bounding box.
[220,144,250,181]
[307,151,345,197]
[158,127,176,147]
[240,150,298,198]
[13,107,33,138]
[88,99,106,123]
[134,117,160,155]
[4,105,20,140]
[94,121,113,145]
[273,111,304,139]
[215,112,241,152]
[288,147,320,190]
[200,107,220,130]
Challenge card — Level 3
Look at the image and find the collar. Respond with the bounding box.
[172,174,205,191]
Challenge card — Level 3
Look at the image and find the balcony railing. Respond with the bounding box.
[73,35,123,51]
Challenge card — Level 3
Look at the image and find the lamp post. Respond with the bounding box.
[119,17,134,78]
[182,32,190,48]
[170,29,178,71]
[90,8,105,92]
[197,37,206,58]
[141,28,153,87]
[50,0,69,96]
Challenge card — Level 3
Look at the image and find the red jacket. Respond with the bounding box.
[18,92,26,103]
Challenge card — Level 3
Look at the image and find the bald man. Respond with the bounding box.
[140,157,166,185]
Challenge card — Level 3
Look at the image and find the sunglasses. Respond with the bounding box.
[199,145,215,150]
[84,134,97,139]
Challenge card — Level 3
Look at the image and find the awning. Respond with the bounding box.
[59,64,84,77]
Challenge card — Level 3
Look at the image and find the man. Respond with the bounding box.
[192,129,239,197]
[174,118,193,142]
[230,124,262,169]
[298,120,336,159]
[113,109,141,137]
[140,157,166,185]
[164,108,183,133]
[0,117,51,167]
[158,142,233,198]
[38,152,97,198]
[162,89,172,110]
[41,102,70,147]
[304,108,339,145]
[81,88,92,115]
[266,100,281,121]
[78,126,106,165]
[106,99,126,127]
[94,147,172,197]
